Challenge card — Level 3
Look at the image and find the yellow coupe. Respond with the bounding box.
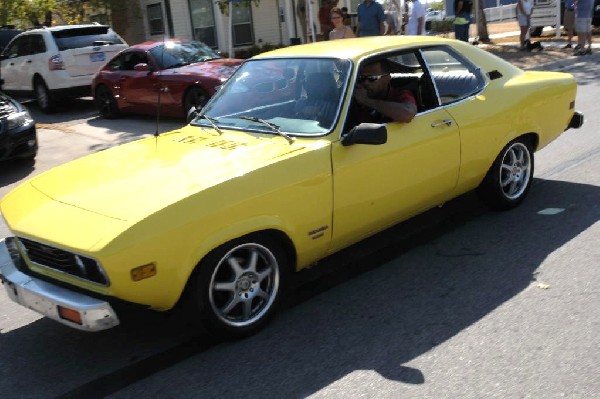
[0,36,583,336]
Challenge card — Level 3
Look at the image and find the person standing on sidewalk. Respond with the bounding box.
[453,0,473,42]
[574,0,594,55]
[516,0,533,50]
[563,0,576,48]
[330,7,356,39]
[356,0,386,37]
[406,0,425,35]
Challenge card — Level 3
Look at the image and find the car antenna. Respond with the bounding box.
[154,34,167,138]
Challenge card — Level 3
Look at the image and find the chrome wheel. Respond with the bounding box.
[499,142,531,200]
[477,138,534,210]
[208,243,280,328]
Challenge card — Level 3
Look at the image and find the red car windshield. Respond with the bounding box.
[149,41,221,69]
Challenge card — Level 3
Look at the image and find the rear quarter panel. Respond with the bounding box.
[448,68,577,194]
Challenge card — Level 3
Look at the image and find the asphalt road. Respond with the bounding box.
[0,58,599,398]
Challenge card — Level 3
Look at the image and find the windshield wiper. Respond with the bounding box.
[240,116,294,144]
[197,114,223,135]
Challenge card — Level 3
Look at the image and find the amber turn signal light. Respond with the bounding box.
[57,306,82,325]
[131,263,157,281]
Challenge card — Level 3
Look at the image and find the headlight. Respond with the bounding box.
[7,110,34,130]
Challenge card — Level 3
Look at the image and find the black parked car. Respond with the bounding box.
[0,25,22,53]
[0,90,37,161]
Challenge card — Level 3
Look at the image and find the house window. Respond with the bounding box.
[189,0,217,47]
[147,3,165,35]
[232,2,253,46]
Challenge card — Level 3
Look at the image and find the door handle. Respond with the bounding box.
[431,119,453,127]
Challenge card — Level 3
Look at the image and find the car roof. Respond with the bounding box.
[127,39,194,51]
[254,36,456,60]
[24,24,111,33]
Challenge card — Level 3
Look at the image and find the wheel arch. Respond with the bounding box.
[92,82,110,98]
[31,73,45,90]
[518,132,539,152]
[182,84,209,113]
[177,227,297,306]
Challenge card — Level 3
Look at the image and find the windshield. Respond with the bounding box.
[194,58,352,136]
[52,27,125,51]
[149,41,221,69]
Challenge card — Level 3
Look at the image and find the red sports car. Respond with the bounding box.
[92,40,243,120]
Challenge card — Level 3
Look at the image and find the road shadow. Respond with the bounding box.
[542,54,600,86]
[26,97,185,146]
[0,158,35,188]
[0,179,598,398]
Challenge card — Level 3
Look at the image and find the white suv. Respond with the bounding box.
[0,24,127,112]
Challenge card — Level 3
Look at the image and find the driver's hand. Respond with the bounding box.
[354,85,369,105]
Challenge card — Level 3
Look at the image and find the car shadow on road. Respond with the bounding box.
[0,179,598,398]
[27,97,185,146]
[0,159,35,188]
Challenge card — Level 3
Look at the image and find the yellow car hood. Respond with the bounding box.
[24,127,319,222]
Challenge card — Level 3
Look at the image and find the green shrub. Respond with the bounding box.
[430,19,455,34]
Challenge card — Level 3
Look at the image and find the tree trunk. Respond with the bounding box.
[44,11,52,27]
[476,0,489,42]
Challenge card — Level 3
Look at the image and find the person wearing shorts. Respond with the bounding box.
[574,0,594,55]
[563,0,576,49]
[516,0,533,50]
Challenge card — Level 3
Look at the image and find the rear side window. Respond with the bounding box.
[421,46,485,106]
[51,27,125,51]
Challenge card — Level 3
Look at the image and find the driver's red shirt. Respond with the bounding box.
[355,86,416,124]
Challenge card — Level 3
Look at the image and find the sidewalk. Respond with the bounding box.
[473,24,599,69]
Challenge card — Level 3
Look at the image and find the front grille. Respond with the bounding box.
[17,237,108,285]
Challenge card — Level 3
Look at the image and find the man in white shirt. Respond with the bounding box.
[407,0,425,35]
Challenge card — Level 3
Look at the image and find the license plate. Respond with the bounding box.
[90,52,105,62]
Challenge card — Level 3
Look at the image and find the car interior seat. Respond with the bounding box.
[295,72,339,127]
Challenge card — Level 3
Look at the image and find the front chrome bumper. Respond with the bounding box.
[0,238,119,332]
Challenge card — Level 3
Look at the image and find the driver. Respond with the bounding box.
[353,60,417,124]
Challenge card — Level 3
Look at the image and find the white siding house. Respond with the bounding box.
[137,0,354,56]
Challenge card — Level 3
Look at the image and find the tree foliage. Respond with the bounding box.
[0,0,133,28]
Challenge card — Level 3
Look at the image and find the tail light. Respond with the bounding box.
[48,54,64,70]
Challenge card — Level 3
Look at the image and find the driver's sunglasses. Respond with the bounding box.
[358,73,388,83]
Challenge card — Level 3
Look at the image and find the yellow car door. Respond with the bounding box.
[330,108,460,249]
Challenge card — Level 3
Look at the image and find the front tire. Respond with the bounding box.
[94,85,120,119]
[184,87,208,122]
[477,139,534,210]
[190,235,288,338]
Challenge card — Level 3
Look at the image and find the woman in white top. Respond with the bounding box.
[516,0,533,49]
[329,7,356,40]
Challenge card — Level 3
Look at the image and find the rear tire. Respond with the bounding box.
[34,78,55,113]
[188,234,288,338]
[477,139,534,210]
[94,85,120,119]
